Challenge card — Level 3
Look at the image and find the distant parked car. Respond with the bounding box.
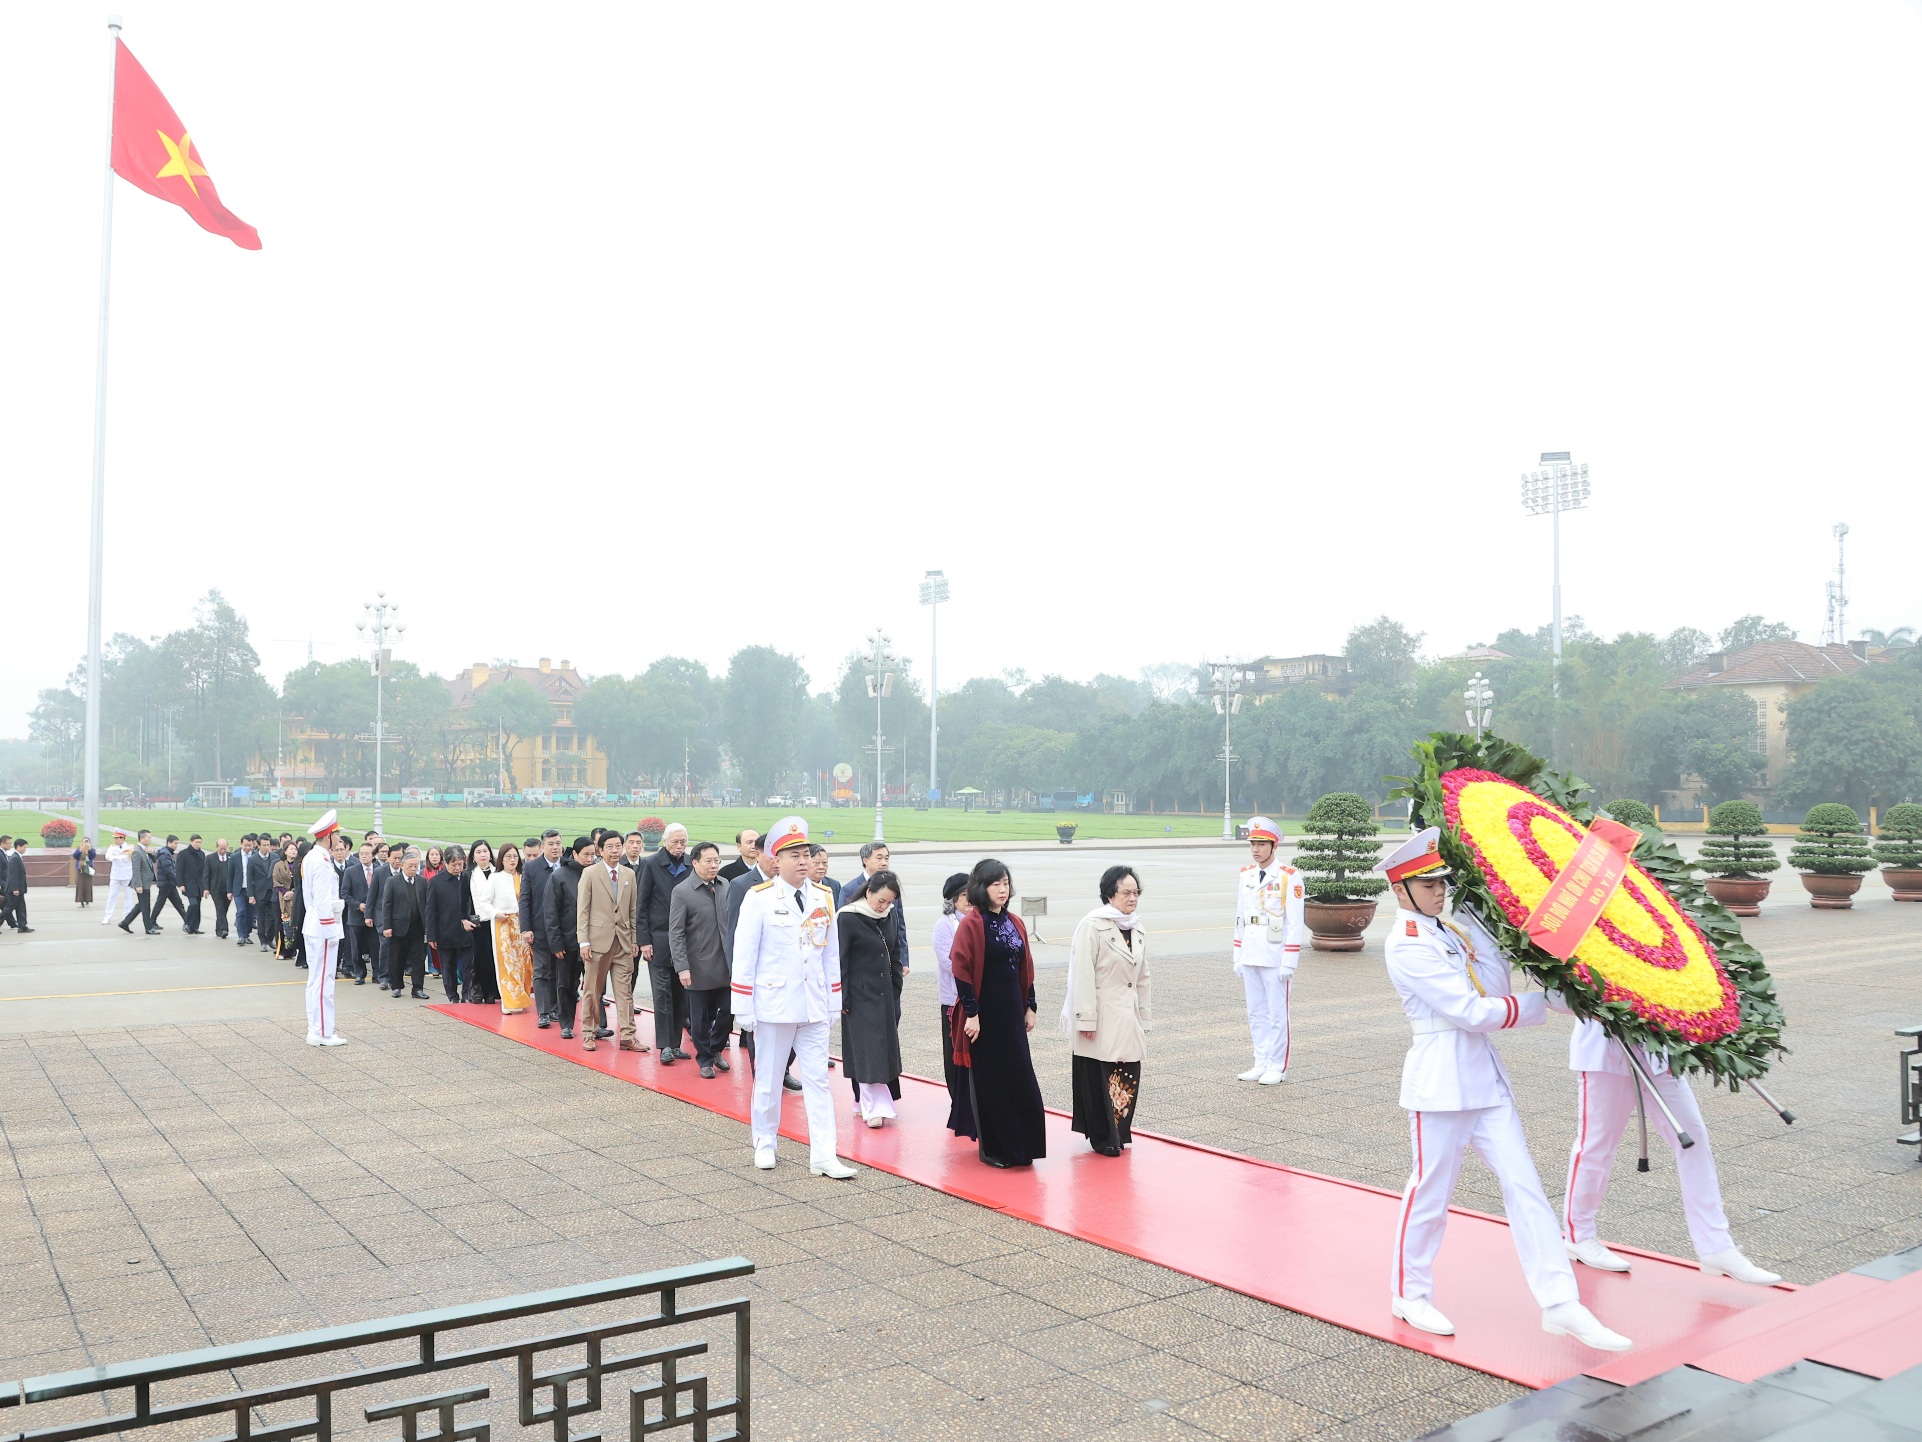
[765,794,794,807]
[799,795,818,807]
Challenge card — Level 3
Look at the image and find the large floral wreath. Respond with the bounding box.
[1393,733,1784,1086]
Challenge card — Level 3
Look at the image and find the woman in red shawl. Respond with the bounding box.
[948,858,1047,1167]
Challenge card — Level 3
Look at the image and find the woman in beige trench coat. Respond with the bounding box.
[1065,865,1151,1156]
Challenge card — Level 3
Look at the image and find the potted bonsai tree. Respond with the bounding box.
[1874,803,1922,902]
[1787,803,1876,909]
[1296,792,1387,951]
[1696,800,1779,916]
[638,816,667,852]
[1604,798,1656,830]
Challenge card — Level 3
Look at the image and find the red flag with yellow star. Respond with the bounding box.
[110,39,260,250]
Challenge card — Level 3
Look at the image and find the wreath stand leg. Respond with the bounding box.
[1617,1041,1695,1151]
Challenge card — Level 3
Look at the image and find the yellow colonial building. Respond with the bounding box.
[448,658,609,791]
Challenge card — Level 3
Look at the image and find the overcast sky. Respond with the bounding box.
[6,1,1921,736]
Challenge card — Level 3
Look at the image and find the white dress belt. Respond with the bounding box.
[1410,1017,1461,1036]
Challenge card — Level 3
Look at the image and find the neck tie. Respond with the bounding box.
[795,888,806,914]
[1258,869,1266,884]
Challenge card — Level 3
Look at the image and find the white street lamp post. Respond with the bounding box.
[864,630,895,843]
[355,594,405,835]
[1463,671,1494,742]
[919,570,949,805]
[1208,661,1254,841]
[1521,452,1590,767]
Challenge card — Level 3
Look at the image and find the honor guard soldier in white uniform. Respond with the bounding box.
[730,817,857,1179]
[302,810,350,1047]
[1381,827,1630,1351]
[1233,817,1302,1085]
[1562,1018,1780,1285]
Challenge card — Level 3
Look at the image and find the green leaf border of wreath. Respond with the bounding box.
[1387,731,1785,1089]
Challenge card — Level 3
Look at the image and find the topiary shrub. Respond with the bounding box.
[1787,803,1876,875]
[1296,793,1389,903]
[1699,800,1779,878]
[1874,803,1922,870]
[1604,799,1656,829]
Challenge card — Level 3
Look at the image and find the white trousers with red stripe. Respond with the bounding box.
[1563,1068,1732,1258]
[304,934,338,1040]
[748,1020,837,1166]
[1237,965,1291,1072]
[1392,1098,1579,1309]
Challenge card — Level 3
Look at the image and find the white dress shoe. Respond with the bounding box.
[1258,1069,1286,1085]
[753,1145,777,1171]
[866,1115,885,1129]
[1391,1296,1455,1336]
[1542,1301,1633,1352]
[811,1158,858,1180]
[1700,1248,1782,1286]
[305,1033,323,1046]
[1567,1238,1632,1272]
[318,1035,348,1047]
[1236,1066,1265,1082]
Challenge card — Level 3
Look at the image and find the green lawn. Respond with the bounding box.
[8,805,1328,849]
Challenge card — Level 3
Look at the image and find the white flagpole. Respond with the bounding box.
[83,14,121,850]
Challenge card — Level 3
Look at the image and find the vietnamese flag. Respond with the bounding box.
[110,39,259,250]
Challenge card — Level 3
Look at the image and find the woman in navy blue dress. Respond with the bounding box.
[948,859,1047,1167]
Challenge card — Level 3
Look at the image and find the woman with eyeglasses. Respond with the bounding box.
[838,867,906,1127]
[948,858,1046,1167]
[1064,865,1151,1157]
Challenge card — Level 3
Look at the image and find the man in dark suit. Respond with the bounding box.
[539,837,594,1040]
[151,836,188,931]
[519,830,564,1026]
[718,828,761,883]
[377,847,428,998]
[177,835,208,934]
[368,844,393,988]
[231,835,263,946]
[204,838,235,938]
[4,838,28,933]
[341,839,376,984]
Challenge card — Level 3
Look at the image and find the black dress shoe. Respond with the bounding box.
[144,927,162,935]
[659,1050,676,1066]
[392,988,405,999]
[783,1073,802,1092]
[16,927,33,934]
[295,960,308,969]
[411,988,429,999]
[560,1026,574,1040]
[980,1155,1016,1169]
[354,977,367,986]
[118,922,134,933]
[699,1063,715,1078]
[536,1017,551,1029]
[713,1055,731,1073]
[596,1027,613,1040]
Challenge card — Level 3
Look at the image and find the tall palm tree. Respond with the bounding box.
[1861,627,1918,649]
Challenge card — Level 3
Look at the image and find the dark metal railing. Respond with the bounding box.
[1898,1024,1922,1157]
[1,1259,753,1442]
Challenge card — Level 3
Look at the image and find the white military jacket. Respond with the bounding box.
[729,876,841,1028]
[1568,1017,1668,1078]
[1233,862,1305,973]
[1383,906,1545,1111]
[300,845,343,938]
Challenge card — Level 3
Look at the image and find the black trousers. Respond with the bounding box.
[647,952,688,1050]
[551,947,582,1029]
[386,928,425,993]
[152,881,188,927]
[686,988,728,1066]
[120,887,153,930]
[184,890,203,932]
[439,943,474,1002]
[212,891,231,937]
[471,925,498,1004]
[340,922,365,978]
[8,890,25,929]
[531,933,556,1018]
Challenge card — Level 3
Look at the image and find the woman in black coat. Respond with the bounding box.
[838,868,905,1128]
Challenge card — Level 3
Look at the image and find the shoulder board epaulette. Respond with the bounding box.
[1240,864,1255,872]
[751,878,775,891]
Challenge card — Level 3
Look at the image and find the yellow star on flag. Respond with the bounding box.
[153,130,208,197]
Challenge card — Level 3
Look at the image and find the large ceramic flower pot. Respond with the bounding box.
[1798,872,1864,910]
[1704,876,1772,917]
[1883,868,1922,902]
[1304,898,1377,952]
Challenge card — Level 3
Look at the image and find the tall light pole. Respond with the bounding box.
[1208,661,1253,840]
[1521,452,1590,767]
[864,631,895,843]
[355,594,405,835]
[919,570,949,804]
[1463,671,1494,742]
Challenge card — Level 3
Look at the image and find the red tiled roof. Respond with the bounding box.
[445,663,585,709]
[1666,641,1879,690]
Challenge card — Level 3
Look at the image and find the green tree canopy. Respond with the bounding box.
[724,647,810,798]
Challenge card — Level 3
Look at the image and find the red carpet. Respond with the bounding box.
[434,1003,1792,1389]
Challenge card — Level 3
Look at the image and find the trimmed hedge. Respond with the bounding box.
[1787,803,1876,875]
[1604,799,1656,829]
[1699,800,1779,879]
[1296,792,1388,902]
[1874,802,1922,870]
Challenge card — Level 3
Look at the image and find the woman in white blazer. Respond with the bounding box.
[1065,865,1151,1157]
[469,841,530,1013]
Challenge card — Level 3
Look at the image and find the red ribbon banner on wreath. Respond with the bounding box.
[1521,817,1643,960]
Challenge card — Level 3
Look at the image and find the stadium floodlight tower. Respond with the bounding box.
[1520,452,1591,766]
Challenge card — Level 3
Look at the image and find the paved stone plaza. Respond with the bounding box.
[1,841,1916,1440]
